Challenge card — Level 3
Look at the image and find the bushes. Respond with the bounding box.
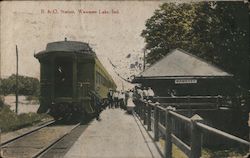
[0,74,39,96]
[0,105,50,132]
[0,95,4,108]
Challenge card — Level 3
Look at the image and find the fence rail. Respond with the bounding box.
[153,95,226,111]
[134,99,250,158]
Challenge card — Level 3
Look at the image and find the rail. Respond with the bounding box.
[32,123,81,158]
[0,120,55,158]
[134,99,250,158]
[0,120,80,158]
[154,96,222,99]
[0,120,55,147]
[153,95,224,110]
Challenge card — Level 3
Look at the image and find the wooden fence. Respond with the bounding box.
[134,99,250,158]
[154,96,226,110]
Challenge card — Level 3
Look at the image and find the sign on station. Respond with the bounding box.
[175,79,197,84]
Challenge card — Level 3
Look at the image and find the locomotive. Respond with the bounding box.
[34,38,117,118]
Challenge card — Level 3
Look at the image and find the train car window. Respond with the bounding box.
[96,72,99,84]
[96,72,102,85]
[96,71,110,87]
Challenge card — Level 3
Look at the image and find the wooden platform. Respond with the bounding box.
[64,108,162,158]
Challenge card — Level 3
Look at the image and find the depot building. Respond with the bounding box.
[132,49,235,96]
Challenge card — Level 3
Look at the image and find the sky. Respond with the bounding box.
[0,1,163,89]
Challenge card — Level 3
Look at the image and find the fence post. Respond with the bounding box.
[143,100,147,125]
[188,96,191,117]
[248,112,250,153]
[137,100,140,117]
[190,114,203,158]
[139,99,142,119]
[147,101,152,131]
[154,102,160,141]
[165,107,172,158]
[0,128,2,158]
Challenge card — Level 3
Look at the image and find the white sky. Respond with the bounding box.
[0,1,163,89]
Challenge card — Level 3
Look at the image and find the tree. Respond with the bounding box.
[141,3,198,64]
[0,75,40,96]
[141,1,249,89]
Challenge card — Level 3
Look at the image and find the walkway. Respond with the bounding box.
[64,108,162,158]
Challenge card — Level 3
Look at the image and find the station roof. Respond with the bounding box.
[135,49,233,80]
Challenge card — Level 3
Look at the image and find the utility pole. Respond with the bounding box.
[122,81,124,91]
[16,45,18,114]
[143,48,146,71]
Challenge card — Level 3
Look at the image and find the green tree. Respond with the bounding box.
[0,74,40,96]
[141,1,249,89]
[142,3,198,64]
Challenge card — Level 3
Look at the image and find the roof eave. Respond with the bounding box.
[132,75,234,82]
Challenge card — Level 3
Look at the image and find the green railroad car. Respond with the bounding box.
[34,38,116,118]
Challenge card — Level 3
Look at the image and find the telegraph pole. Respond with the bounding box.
[143,48,146,71]
[16,45,18,114]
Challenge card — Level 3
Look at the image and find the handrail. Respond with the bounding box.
[154,96,222,99]
[169,111,191,123]
[157,106,166,111]
[134,98,249,158]
[197,122,250,146]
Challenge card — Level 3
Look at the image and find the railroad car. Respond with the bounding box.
[34,38,116,118]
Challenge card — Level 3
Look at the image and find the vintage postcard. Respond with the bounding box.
[0,0,249,158]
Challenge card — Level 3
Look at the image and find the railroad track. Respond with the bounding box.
[0,120,55,147]
[0,120,81,158]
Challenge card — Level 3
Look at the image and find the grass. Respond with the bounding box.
[202,148,248,158]
[159,138,247,158]
[159,138,188,158]
[0,105,51,132]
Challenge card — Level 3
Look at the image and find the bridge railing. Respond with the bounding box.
[134,99,250,158]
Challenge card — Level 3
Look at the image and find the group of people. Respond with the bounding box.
[106,86,155,113]
[107,90,127,109]
[134,86,155,102]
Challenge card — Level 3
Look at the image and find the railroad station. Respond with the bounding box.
[1,45,249,158]
[132,48,235,97]
[0,1,249,158]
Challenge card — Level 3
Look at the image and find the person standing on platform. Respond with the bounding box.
[113,90,119,108]
[118,91,122,108]
[147,87,155,102]
[107,89,113,109]
[143,87,149,100]
[120,91,126,110]
[127,89,136,114]
[137,87,143,100]
[125,90,129,106]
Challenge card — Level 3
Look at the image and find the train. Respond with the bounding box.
[34,38,117,118]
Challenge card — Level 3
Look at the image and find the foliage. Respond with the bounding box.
[0,74,40,96]
[160,139,246,158]
[141,1,249,89]
[0,95,4,108]
[202,148,248,158]
[0,105,50,132]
